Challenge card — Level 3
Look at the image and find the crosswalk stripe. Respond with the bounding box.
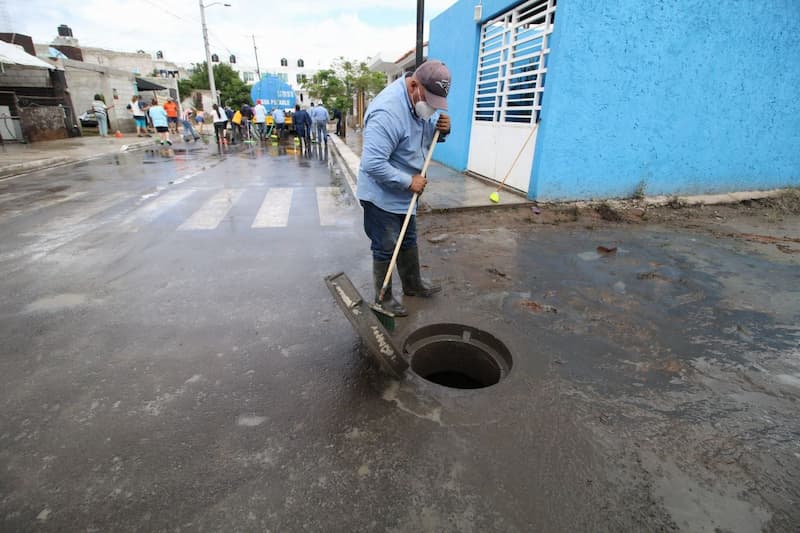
[119,189,195,231]
[13,193,128,260]
[316,187,344,226]
[178,189,243,230]
[252,188,293,228]
[0,191,87,221]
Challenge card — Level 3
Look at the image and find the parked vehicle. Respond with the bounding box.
[79,111,98,128]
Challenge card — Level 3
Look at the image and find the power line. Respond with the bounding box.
[138,0,241,62]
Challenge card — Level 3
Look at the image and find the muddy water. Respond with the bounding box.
[410,206,800,531]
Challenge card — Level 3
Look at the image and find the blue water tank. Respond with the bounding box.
[250,75,296,110]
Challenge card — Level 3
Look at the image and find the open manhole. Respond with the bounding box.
[403,324,513,389]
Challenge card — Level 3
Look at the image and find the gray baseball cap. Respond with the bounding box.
[415,60,451,110]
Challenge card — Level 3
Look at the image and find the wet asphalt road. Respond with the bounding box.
[0,141,395,531]
[1,139,799,532]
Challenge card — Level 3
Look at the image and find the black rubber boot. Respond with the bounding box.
[397,247,441,297]
[373,260,408,317]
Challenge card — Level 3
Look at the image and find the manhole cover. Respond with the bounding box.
[403,324,513,389]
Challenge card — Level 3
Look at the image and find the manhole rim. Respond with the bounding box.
[402,322,515,391]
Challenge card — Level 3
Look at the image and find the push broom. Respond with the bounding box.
[489,122,539,203]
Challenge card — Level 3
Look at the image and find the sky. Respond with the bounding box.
[6,0,458,70]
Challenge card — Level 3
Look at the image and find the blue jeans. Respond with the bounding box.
[181,119,198,138]
[315,121,327,143]
[361,201,416,261]
[96,112,108,136]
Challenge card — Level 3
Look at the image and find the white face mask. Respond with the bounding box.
[414,87,436,120]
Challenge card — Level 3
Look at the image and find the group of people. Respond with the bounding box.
[205,100,333,149]
[125,95,201,146]
[127,94,203,146]
[112,92,338,150]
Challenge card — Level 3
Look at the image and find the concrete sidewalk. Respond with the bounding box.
[329,130,531,212]
[0,134,158,180]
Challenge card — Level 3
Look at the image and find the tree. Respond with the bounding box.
[304,69,346,110]
[178,62,251,106]
[303,57,386,114]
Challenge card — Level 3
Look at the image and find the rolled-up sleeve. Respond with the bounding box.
[361,110,412,191]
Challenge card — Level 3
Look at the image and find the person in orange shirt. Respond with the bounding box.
[163,97,179,135]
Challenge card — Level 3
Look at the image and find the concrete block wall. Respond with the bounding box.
[80,48,182,78]
[63,61,138,133]
[0,65,52,88]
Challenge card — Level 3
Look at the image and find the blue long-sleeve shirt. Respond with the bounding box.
[357,77,442,214]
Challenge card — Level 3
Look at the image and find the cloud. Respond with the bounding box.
[9,0,456,68]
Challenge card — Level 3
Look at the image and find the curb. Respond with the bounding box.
[0,139,155,181]
[326,134,359,202]
[326,134,534,214]
[536,189,798,212]
[0,157,73,179]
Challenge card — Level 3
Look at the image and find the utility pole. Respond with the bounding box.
[415,0,424,69]
[252,35,261,81]
[199,0,217,106]
[199,1,230,106]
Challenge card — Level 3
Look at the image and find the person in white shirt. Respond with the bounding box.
[211,103,229,146]
[253,100,268,140]
[129,95,148,137]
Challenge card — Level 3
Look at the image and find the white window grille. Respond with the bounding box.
[473,0,556,124]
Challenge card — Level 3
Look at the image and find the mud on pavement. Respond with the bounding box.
[410,195,800,531]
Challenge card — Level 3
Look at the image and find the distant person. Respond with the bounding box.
[240,102,254,140]
[313,102,330,145]
[309,102,316,142]
[163,97,179,134]
[147,98,171,146]
[128,95,148,137]
[292,104,312,150]
[231,107,243,144]
[211,103,229,146]
[91,94,114,137]
[272,107,286,138]
[333,108,342,136]
[253,99,268,139]
[181,107,200,142]
[194,110,205,135]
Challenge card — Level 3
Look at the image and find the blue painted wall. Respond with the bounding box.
[431,0,800,200]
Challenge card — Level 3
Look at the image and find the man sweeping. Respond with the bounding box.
[357,59,452,317]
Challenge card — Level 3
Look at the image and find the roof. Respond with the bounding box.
[0,40,58,70]
[394,41,429,65]
[135,77,168,91]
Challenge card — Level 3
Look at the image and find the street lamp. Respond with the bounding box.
[199,1,231,106]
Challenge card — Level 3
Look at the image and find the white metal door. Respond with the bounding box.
[467,0,556,193]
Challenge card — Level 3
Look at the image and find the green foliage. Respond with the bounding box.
[178,79,194,100]
[179,61,252,106]
[304,69,345,110]
[303,57,387,113]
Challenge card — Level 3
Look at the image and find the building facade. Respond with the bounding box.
[430,0,800,200]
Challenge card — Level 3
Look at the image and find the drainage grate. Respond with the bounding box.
[404,324,513,389]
